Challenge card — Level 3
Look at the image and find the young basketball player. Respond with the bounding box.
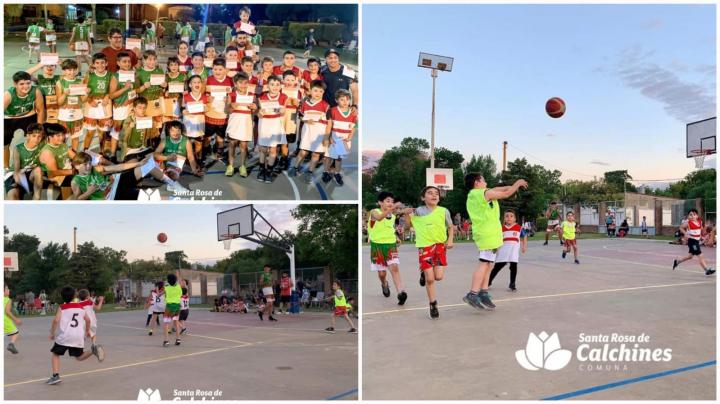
[324,281,357,333]
[82,53,113,153]
[162,269,186,347]
[145,281,165,336]
[78,289,105,361]
[5,285,22,354]
[368,191,408,305]
[673,209,716,276]
[544,201,562,245]
[463,174,528,310]
[6,123,44,200]
[205,58,233,164]
[56,59,87,151]
[259,265,278,322]
[256,76,287,183]
[135,50,166,148]
[290,80,329,182]
[179,287,190,335]
[560,212,580,264]
[225,72,257,177]
[108,51,137,160]
[489,210,528,292]
[322,89,357,186]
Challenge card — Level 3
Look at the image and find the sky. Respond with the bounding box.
[362,4,716,184]
[4,204,300,264]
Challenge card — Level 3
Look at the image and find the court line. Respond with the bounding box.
[103,323,253,345]
[175,320,331,333]
[282,171,301,200]
[541,360,716,400]
[326,388,359,400]
[363,280,713,316]
[581,253,708,275]
[315,181,329,200]
[602,244,717,260]
[4,345,248,388]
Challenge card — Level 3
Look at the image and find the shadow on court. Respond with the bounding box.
[4,309,357,400]
[362,238,715,400]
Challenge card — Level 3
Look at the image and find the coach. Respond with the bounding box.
[321,49,358,109]
[100,28,139,73]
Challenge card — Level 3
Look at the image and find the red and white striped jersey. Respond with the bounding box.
[502,224,523,242]
[329,107,357,136]
[687,219,703,240]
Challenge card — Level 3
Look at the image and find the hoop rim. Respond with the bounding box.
[690,148,713,156]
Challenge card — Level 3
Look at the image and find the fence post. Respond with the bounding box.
[599,202,607,226]
[696,198,703,219]
[654,198,663,234]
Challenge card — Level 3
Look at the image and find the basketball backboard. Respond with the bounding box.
[426,168,454,190]
[687,117,716,158]
[4,252,19,272]
[217,205,254,241]
[418,52,454,72]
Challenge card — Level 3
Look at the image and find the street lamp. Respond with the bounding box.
[417,52,454,169]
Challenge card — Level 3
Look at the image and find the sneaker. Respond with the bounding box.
[508,284,517,292]
[419,271,426,287]
[479,293,496,309]
[256,168,266,183]
[706,267,715,276]
[6,343,18,354]
[258,311,264,321]
[562,251,567,259]
[264,171,275,183]
[429,301,439,320]
[148,330,153,336]
[334,173,344,186]
[288,166,297,177]
[269,316,278,322]
[672,259,679,270]
[303,171,313,184]
[325,327,336,334]
[348,328,357,333]
[225,165,234,176]
[163,340,169,347]
[46,375,61,385]
[91,344,105,362]
[175,339,181,346]
[463,292,487,310]
[381,282,390,298]
[560,240,564,246]
[542,241,548,246]
[321,172,333,184]
[239,165,248,178]
[397,291,408,306]
[575,259,580,265]
[180,328,187,335]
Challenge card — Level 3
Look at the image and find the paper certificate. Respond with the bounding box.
[168,82,185,93]
[282,89,298,99]
[204,58,213,68]
[75,41,89,51]
[40,53,59,65]
[303,111,324,122]
[118,70,135,82]
[167,155,186,169]
[125,38,142,51]
[186,102,205,114]
[240,22,255,34]
[226,60,238,70]
[45,34,56,42]
[179,65,188,72]
[135,117,153,130]
[235,95,254,105]
[210,91,227,100]
[150,74,165,86]
[260,101,280,111]
[245,50,254,57]
[145,43,156,51]
[69,84,87,96]
[342,67,356,79]
[333,121,354,131]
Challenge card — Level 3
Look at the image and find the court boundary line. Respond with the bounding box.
[103,323,254,344]
[363,280,713,316]
[327,387,359,400]
[541,360,716,400]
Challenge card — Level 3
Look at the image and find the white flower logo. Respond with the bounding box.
[137,388,161,401]
[516,331,572,371]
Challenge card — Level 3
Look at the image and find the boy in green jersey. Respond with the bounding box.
[4,71,45,170]
[68,16,92,73]
[45,18,57,53]
[368,191,408,305]
[7,123,44,200]
[26,21,43,63]
[463,173,527,311]
[56,59,88,152]
[162,270,186,347]
[26,62,61,123]
[259,265,278,322]
[83,53,113,153]
[38,123,77,199]
[163,57,187,121]
[108,52,137,160]
[403,186,454,319]
[154,119,203,181]
[5,285,22,354]
[135,50,167,147]
[560,212,580,264]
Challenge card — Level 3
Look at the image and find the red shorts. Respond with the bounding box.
[334,306,347,316]
[564,239,577,248]
[418,243,447,271]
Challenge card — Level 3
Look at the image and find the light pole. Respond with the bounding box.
[417,52,454,169]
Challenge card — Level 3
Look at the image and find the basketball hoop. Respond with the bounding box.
[220,234,233,250]
[691,149,711,169]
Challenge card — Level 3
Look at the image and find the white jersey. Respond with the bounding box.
[81,299,97,325]
[55,303,87,348]
[496,224,524,263]
[181,295,190,311]
[151,289,166,312]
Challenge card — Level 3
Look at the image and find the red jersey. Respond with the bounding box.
[329,107,357,135]
[258,92,288,119]
[177,55,193,73]
[502,224,523,242]
[273,65,302,77]
[228,90,256,114]
[280,278,291,296]
[688,219,703,240]
[206,75,233,92]
[302,70,324,85]
[233,20,256,35]
[281,87,303,110]
[183,92,208,116]
[300,99,330,124]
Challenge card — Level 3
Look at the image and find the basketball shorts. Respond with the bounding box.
[333,306,347,317]
[564,239,577,248]
[688,238,702,256]
[478,249,498,263]
[370,242,399,271]
[547,220,560,231]
[51,343,83,357]
[179,309,189,321]
[418,243,448,271]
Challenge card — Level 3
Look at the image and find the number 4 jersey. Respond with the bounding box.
[56,302,87,348]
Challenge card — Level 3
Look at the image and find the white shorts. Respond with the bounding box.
[547,220,560,230]
[478,249,497,263]
[113,104,130,122]
[227,113,253,141]
[370,259,399,272]
[262,287,273,296]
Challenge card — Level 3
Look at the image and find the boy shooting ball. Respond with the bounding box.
[673,209,715,276]
[463,174,528,310]
[560,212,580,264]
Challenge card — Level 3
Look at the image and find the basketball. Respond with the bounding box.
[157,233,167,243]
[546,97,566,118]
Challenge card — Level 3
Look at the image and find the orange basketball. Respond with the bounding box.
[546,97,566,118]
[157,233,167,243]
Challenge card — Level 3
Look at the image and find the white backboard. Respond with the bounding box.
[687,117,716,157]
[426,168,454,190]
[217,205,254,241]
[4,252,19,272]
[418,52,454,72]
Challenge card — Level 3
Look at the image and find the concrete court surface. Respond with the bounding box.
[4,309,357,400]
[3,38,358,201]
[362,238,716,400]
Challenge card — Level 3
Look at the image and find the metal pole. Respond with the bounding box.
[125,4,130,33]
[43,4,47,21]
[73,227,77,254]
[502,141,508,172]
[287,245,296,291]
[430,69,437,169]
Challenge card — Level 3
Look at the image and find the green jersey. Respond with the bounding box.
[87,71,111,97]
[39,143,70,174]
[165,284,182,304]
[16,142,43,168]
[122,115,148,149]
[113,71,136,106]
[561,220,577,240]
[72,171,109,200]
[164,135,189,157]
[166,72,186,100]
[136,67,164,100]
[251,33,262,46]
[73,23,89,41]
[189,67,209,81]
[467,188,503,251]
[27,24,42,38]
[411,206,450,248]
[261,272,272,287]
[144,29,156,43]
[45,21,54,31]
[37,75,59,97]
[180,25,193,38]
[5,87,37,117]
[59,77,83,107]
[367,209,397,244]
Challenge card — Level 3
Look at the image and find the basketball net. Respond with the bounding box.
[692,149,710,169]
[220,234,232,250]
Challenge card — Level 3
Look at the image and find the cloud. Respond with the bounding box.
[590,160,610,166]
[615,46,715,122]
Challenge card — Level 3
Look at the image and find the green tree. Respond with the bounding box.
[126,260,171,282]
[370,137,429,207]
[604,170,637,193]
[292,205,357,278]
[165,251,191,269]
[499,158,562,222]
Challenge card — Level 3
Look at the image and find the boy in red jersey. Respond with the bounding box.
[673,209,715,276]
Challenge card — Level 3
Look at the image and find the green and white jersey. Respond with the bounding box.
[16,141,43,168]
[5,86,37,117]
[87,71,111,97]
[45,21,55,31]
[164,135,189,157]
[122,115,147,149]
[113,70,136,106]
[143,28,156,43]
[37,75,60,97]
[136,67,164,100]
[39,143,70,174]
[72,171,109,200]
[27,24,42,39]
[59,77,83,107]
[179,24,193,38]
[73,23,89,41]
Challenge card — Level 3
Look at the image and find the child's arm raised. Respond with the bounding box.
[485,179,528,201]
[94,296,104,311]
[25,62,44,77]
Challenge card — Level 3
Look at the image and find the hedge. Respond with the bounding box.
[258,26,283,44]
[287,22,346,48]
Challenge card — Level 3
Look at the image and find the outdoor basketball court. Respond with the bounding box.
[362,238,716,400]
[4,308,357,400]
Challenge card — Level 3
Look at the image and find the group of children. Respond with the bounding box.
[6,9,358,200]
[144,270,190,346]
